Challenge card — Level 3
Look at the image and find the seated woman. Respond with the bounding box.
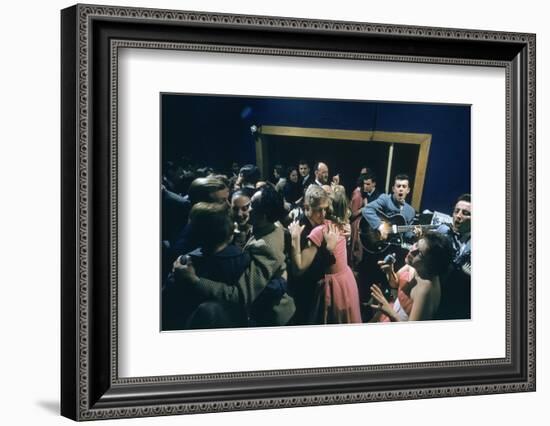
[282,165,303,209]
[369,232,453,322]
[288,188,361,324]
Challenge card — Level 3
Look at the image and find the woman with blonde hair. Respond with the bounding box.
[289,186,361,324]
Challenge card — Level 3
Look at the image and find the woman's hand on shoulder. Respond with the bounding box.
[323,223,340,252]
[288,219,305,241]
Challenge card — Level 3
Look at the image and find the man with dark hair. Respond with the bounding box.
[349,172,380,268]
[369,231,453,322]
[248,183,287,224]
[298,160,314,192]
[188,202,235,253]
[357,174,417,320]
[187,176,230,206]
[436,193,472,320]
[362,173,415,239]
[437,194,471,269]
[350,172,381,227]
[362,172,380,204]
[237,164,261,197]
[172,176,230,259]
[173,185,295,327]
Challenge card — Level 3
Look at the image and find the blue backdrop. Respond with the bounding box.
[162,94,470,214]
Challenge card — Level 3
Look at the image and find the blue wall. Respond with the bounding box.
[162,94,470,213]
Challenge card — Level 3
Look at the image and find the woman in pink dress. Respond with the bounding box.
[288,190,361,324]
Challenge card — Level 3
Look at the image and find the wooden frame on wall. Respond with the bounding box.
[255,125,432,210]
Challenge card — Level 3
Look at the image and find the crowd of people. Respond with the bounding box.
[161,158,472,330]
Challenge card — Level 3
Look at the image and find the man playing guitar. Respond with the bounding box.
[362,173,416,241]
[356,174,422,320]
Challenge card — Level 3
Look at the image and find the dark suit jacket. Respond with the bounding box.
[365,189,381,204]
[301,174,314,193]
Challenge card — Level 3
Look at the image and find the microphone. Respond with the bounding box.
[383,252,396,265]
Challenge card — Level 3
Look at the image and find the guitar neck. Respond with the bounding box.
[393,224,438,233]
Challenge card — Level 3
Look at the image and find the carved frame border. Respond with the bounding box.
[61,3,536,421]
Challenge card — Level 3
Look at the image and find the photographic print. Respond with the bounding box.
[160,94,471,331]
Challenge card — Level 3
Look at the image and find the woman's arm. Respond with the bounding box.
[370,284,400,322]
[407,282,431,321]
[290,239,318,275]
[288,220,318,275]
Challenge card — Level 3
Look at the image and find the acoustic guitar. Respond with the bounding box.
[359,211,438,254]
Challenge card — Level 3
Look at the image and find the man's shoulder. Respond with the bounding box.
[367,193,390,206]
[401,204,416,224]
[404,202,416,213]
[247,226,284,249]
[265,224,285,245]
[299,215,314,230]
[436,223,453,234]
[216,244,246,258]
[247,227,285,264]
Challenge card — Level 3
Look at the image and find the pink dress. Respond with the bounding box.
[379,265,415,323]
[307,221,362,324]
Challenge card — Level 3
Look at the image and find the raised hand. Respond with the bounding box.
[377,259,395,274]
[377,222,390,240]
[288,219,305,241]
[412,225,423,238]
[369,284,393,318]
[461,261,471,276]
[172,255,199,285]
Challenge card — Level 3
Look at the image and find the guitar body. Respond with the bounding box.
[359,211,408,254]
